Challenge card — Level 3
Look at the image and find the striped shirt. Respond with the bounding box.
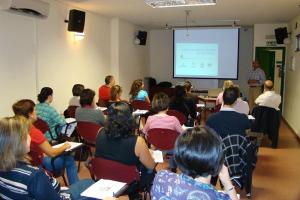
[0,162,63,200]
[249,68,266,86]
[36,102,66,141]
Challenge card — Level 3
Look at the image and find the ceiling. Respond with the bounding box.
[61,0,300,28]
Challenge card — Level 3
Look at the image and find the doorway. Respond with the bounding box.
[255,47,285,110]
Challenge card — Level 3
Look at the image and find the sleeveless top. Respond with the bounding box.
[95,129,139,166]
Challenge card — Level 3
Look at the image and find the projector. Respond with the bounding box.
[144,0,217,8]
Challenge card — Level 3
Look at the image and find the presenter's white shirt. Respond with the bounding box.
[255,91,281,110]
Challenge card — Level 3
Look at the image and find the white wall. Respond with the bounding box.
[283,14,300,137]
[253,23,287,48]
[118,19,149,100]
[0,1,148,116]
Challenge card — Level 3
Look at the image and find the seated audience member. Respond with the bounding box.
[69,84,84,107]
[184,80,198,105]
[98,75,115,103]
[36,87,66,141]
[169,85,197,126]
[255,80,281,110]
[206,86,250,138]
[230,85,250,115]
[143,92,183,172]
[95,102,155,198]
[107,85,125,107]
[129,79,150,103]
[0,116,94,200]
[75,88,105,125]
[151,126,238,200]
[13,99,79,185]
[216,80,234,105]
[143,92,183,136]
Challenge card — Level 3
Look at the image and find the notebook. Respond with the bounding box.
[81,179,127,199]
[52,142,83,152]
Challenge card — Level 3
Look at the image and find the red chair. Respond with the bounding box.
[89,157,140,183]
[32,118,68,185]
[67,106,78,118]
[34,118,57,142]
[76,121,102,171]
[166,109,187,125]
[131,100,151,111]
[147,128,180,151]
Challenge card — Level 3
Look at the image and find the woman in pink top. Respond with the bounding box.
[216,80,234,105]
[143,92,183,172]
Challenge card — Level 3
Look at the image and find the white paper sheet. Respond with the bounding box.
[52,142,83,152]
[149,149,164,163]
[81,179,126,199]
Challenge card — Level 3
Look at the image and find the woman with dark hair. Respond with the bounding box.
[151,126,238,200]
[143,92,183,172]
[69,84,85,107]
[13,99,79,185]
[95,102,155,198]
[36,87,66,141]
[169,85,197,126]
[0,116,94,199]
[129,79,150,103]
[75,88,105,125]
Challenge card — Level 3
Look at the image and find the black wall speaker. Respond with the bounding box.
[68,9,85,33]
[274,27,288,44]
[137,31,147,45]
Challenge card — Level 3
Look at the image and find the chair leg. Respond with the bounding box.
[77,146,83,172]
[62,174,68,186]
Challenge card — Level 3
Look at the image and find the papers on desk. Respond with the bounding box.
[197,103,205,108]
[248,115,255,120]
[81,179,127,199]
[96,107,107,111]
[182,125,193,131]
[133,109,148,116]
[52,142,83,152]
[149,149,163,163]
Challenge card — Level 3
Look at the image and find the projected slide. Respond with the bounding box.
[175,43,218,76]
[173,28,239,79]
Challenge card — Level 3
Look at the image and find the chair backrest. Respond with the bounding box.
[97,99,109,107]
[90,157,140,184]
[33,118,50,134]
[147,128,180,150]
[166,109,187,125]
[131,100,151,111]
[67,106,78,118]
[76,121,101,145]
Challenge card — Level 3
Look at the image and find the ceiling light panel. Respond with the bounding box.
[145,0,217,8]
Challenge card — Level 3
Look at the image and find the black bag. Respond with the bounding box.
[74,146,90,161]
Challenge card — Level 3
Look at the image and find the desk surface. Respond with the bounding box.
[198,95,217,102]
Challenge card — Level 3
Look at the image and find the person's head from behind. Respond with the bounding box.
[105,102,134,139]
[151,92,169,113]
[232,84,241,98]
[174,126,224,178]
[129,79,144,98]
[264,80,274,91]
[0,116,31,171]
[110,85,123,101]
[72,84,84,97]
[184,81,193,93]
[175,85,186,98]
[12,99,37,121]
[223,80,234,90]
[223,86,239,106]
[80,89,96,107]
[105,75,115,87]
[37,87,53,103]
